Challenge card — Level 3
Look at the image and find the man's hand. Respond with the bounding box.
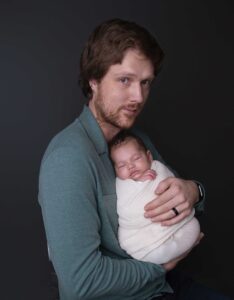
[162,232,204,272]
[144,177,199,226]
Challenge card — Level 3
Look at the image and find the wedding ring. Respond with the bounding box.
[172,207,179,216]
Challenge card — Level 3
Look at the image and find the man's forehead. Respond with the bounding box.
[108,49,154,78]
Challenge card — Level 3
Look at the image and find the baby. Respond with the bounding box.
[109,131,200,264]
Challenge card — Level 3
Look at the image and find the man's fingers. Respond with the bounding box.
[144,191,188,218]
[152,210,187,226]
[162,248,191,271]
[144,187,176,212]
[149,201,192,225]
[195,232,204,245]
[144,177,196,224]
[163,232,205,271]
[155,177,174,195]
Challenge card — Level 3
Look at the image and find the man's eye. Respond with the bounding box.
[119,77,129,84]
[141,79,152,87]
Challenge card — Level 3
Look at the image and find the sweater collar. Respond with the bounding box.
[79,105,108,155]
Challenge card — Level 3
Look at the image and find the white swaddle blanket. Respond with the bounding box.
[117,160,196,262]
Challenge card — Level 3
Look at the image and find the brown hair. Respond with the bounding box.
[79,18,164,98]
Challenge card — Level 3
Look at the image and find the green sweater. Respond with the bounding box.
[38,106,204,300]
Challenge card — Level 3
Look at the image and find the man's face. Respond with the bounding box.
[110,138,152,180]
[89,49,154,133]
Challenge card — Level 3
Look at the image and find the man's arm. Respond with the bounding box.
[38,147,168,299]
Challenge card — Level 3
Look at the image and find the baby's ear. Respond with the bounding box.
[147,150,153,162]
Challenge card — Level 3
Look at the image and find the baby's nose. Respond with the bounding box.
[128,162,135,169]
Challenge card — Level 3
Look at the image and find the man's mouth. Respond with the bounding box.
[122,106,140,116]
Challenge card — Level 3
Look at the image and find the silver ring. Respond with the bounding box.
[172,207,179,216]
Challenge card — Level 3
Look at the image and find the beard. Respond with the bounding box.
[94,99,143,130]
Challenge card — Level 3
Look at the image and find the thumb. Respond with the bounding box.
[155,177,172,195]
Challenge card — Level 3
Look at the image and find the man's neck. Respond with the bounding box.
[88,102,120,142]
[97,121,120,142]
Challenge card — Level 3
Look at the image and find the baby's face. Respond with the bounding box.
[111,139,152,180]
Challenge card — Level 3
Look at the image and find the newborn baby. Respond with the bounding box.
[109,131,200,264]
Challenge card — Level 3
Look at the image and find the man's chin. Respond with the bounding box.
[118,117,137,129]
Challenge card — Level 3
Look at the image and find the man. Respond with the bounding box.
[38,19,229,299]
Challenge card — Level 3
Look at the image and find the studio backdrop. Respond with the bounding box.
[1,1,234,299]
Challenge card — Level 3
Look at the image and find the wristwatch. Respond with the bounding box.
[195,181,204,203]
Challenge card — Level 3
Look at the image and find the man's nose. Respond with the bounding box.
[130,83,144,103]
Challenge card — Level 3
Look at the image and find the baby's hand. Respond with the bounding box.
[140,169,157,181]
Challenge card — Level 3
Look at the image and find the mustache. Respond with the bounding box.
[123,103,143,111]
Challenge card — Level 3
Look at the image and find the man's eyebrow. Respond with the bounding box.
[113,72,155,80]
[113,72,136,77]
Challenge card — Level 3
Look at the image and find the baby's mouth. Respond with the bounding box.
[130,170,140,179]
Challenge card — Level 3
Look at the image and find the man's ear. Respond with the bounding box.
[89,79,98,94]
[147,150,153,162]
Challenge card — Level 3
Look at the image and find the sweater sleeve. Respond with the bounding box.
[38,147,167,299]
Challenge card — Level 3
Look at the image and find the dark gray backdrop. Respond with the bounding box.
[1,1,234,299]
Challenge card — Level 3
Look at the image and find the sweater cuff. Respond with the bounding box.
[193,180,205,215]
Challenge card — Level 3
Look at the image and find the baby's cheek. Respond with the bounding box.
[122,169,130,180]
[115,168,121,177]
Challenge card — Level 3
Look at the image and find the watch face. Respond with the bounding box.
[197,183,203,199]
